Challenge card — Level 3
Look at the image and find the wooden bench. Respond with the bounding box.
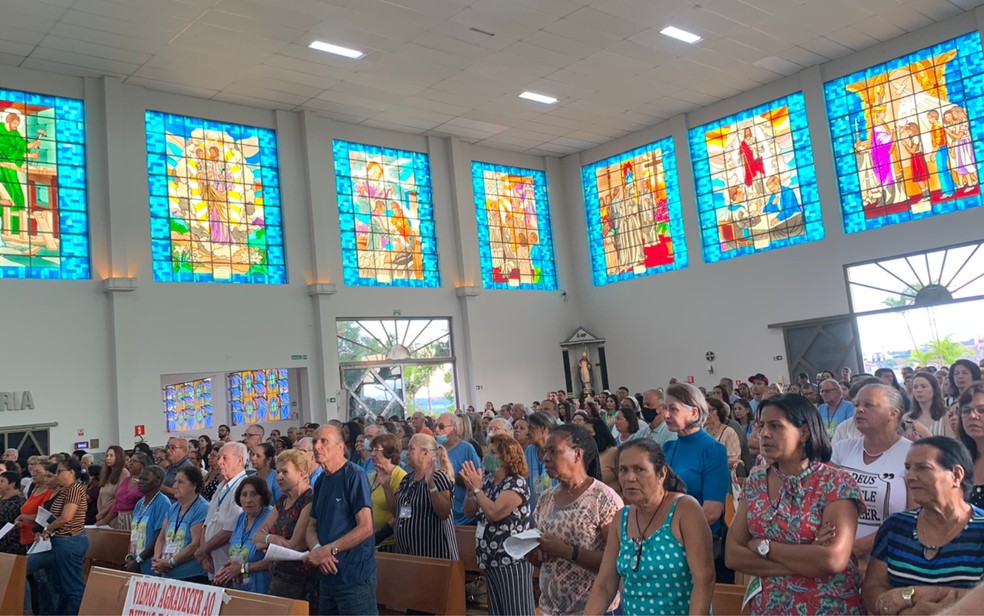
[455,525,481,576]
[83,527,131,580]
[80,567,309,615]
[712,582,749,616]
[376,552,466,615]
[0,553,27,616]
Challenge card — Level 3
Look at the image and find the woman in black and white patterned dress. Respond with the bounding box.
[462,434,535,615]
[394,433,459,559]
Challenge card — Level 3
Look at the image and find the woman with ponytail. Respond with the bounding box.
[586,439,714,615]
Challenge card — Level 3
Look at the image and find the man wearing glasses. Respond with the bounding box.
[242,424,264,470]
[160,437,193,499]
[818,378,856,437]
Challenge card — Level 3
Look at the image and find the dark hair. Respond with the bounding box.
[235,475,272,508]
[371,433,402,466]
[950,360,982,397]
[342,421,363,452]
[0,470,21,486]
[550,424,602,480]
[133,442,152,457]
[44,462,58,476]
[616,439,687,493]
[617,407,640,434]
[798,372,809,379]
[909,371,946,422]
[198,434,212,449]
[706,397,730,424]
[100,445,127,487]
[956,382,984,461]
[219,424,230,431]
[848,376,880,401]
[915,436,975,498]
[874,368,902,390]
[588,418,617,453]
[758,394,832,463]
[254,442,276,469]
[277,436,293,450]
[176,466,204,494]
[87,465,102,484]
[59,457,84,481]
[72,450,87,460]
[732,398,753,424]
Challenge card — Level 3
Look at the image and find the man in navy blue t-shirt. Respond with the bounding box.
[306,425,377,615]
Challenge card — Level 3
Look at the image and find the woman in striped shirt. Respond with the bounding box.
[394,433,459,559]
[863,436,984,615]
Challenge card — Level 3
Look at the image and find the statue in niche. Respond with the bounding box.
[577,351,594,390]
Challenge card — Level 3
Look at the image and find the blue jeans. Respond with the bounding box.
[319,571,378,615]
[26,550,59,614]
[47,534,88,615]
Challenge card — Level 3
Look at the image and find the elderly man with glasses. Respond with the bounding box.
[818,377,856,437]
[160,437,193,499]
[242,424,264,470]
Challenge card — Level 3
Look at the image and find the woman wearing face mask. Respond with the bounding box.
[461,434,535,615]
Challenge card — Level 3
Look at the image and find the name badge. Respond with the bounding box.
[129,528,140,554]
[399,504,412,519]
[163,541,179,559]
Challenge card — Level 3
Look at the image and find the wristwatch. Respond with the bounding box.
[330,543,339,556]
[471,487,481,496]
[902,587,916,608]
[757,539,771,558]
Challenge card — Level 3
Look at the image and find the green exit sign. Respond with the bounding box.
[291,354,308,360]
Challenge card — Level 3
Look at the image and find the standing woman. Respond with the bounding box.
[124,465,170,576]
[250,442,283,503]
[103,451,150,530]
[726,394,865,615]
[214,477,273,594]
[31,458,89,615]
[201,442,224,501]
[198,435,213,470]
[586,439,714,615]
[513,417,530,449]
[528,425,623,615]
[705,397,743,473]
[152,466,209,584]
[956,381,984,508]
[904,371,949,437]
[253,450,315,604]
[588,418,621,496]
[461,434,535,616]
[394,433,459,559]
[366,433,406,549]
[94,445,129,527]
[948,359,981,404]
[0,471,25,555]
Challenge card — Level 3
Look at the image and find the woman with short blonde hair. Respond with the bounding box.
[394,433,458,559]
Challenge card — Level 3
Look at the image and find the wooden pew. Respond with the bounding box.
[376,552,466,615]
[455,525,481,576]
[80,567,309,615]
[0,553,27,616]
[83,527,131,580]
[712,582,750,616]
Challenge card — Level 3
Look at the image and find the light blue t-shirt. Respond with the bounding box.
[524,444,554,514]
[818,399,856,436]
[228,506,273,594]
[445,440,481,525]
[162,497,209,580]
[131,492,171,575]
[663,430,729,532]
[264,471,283,503]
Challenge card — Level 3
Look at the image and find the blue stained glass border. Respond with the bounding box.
[580,137,688,286]
[470,161,558,291]
[144,110,287,285]
[332,139,441,288]
[688,91,824,263]
[0,88,89,280]
[823,31,984,234]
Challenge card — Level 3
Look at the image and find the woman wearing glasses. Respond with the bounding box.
[586,439,714,615]
[726,394,865,615]
[367,433,406,549]
[394,433,459,559]
[956,381,984,508]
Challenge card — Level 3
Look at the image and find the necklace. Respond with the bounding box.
[862,445,886,458]
[567,476,591,495]
[913,508,970,560]
[631,496,666,572]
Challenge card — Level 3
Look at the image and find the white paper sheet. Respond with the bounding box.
[263,543,309,561]
[27,538,51,554]
[0,522,13,540]
[503,528,542,560]
[36,506,54,526]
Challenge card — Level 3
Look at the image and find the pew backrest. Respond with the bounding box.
[376,552,466,615]
[0,553,26,616]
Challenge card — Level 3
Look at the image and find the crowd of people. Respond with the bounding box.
[4,359,984,614]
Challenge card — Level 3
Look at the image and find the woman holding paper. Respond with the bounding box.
[152,466,209,583]
[214,476,273,594]
[253,449,315,603]
[461,434,535,615]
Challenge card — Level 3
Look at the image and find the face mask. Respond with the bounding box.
[641,407,658,423]
[364,438,371,452]
[482,453,501,473]
[435,434,449,446]
[486,432,494,443]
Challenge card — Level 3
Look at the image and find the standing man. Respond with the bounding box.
[2,448,17,464]
[410,412,434,436]
[818,378,856,437]
[748,373,769,413]
[632,389,678,446]
[434,413,480,525]
[616,386,630,402]
[217,424,232,443]
[195,442,247,579]
[160,437,193,499]
[242,424,264,471]
[510,403,527,424]
[306,425,376,615]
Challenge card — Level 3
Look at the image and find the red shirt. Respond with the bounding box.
[20,487,53,545]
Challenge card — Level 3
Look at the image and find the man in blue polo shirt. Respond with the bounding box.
[306,425,376,615]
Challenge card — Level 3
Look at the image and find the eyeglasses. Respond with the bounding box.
[245,433,261,438]
[960,405,984,417]
[435,424,447,430]
[819,388,839,394]
[371,447,385,453]
[632,541,644,572]
[165,445,183,451]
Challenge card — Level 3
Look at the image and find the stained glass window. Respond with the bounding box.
[228,368,289,426]
[333,140,439,287]
[145,111,286,283]
[689,92,823,262]
[164,378,213,433]
[471,161,557,290]
[824,31,984,234]
[581,138,687,285]
[0,89,88,279]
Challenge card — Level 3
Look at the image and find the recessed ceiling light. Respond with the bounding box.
[660,26,702,44]
[309,40,365,59]
[519,91,558,105]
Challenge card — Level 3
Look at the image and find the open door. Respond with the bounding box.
[771,315,863,381]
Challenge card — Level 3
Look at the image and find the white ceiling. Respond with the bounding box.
[3,0,982,156]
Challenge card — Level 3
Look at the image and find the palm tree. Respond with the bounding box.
[907,335,973,366]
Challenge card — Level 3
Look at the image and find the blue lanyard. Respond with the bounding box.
[237,513,262,550]
[137,492,161,526]
[171,501,194,534]
[217,475,245,509]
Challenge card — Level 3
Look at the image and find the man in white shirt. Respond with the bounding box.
[195,441,247,579]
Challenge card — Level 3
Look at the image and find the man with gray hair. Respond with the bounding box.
[631,388,677,446]
[161,437,193,499]
[510,403,527,423]
[435,412,480,525]
[196,441,246,579]
[818,378,856,437]
[2,448,17,463]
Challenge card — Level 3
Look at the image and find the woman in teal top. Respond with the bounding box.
[152,466,209,583]
[586,439,715,615]
[214,477,273,594]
